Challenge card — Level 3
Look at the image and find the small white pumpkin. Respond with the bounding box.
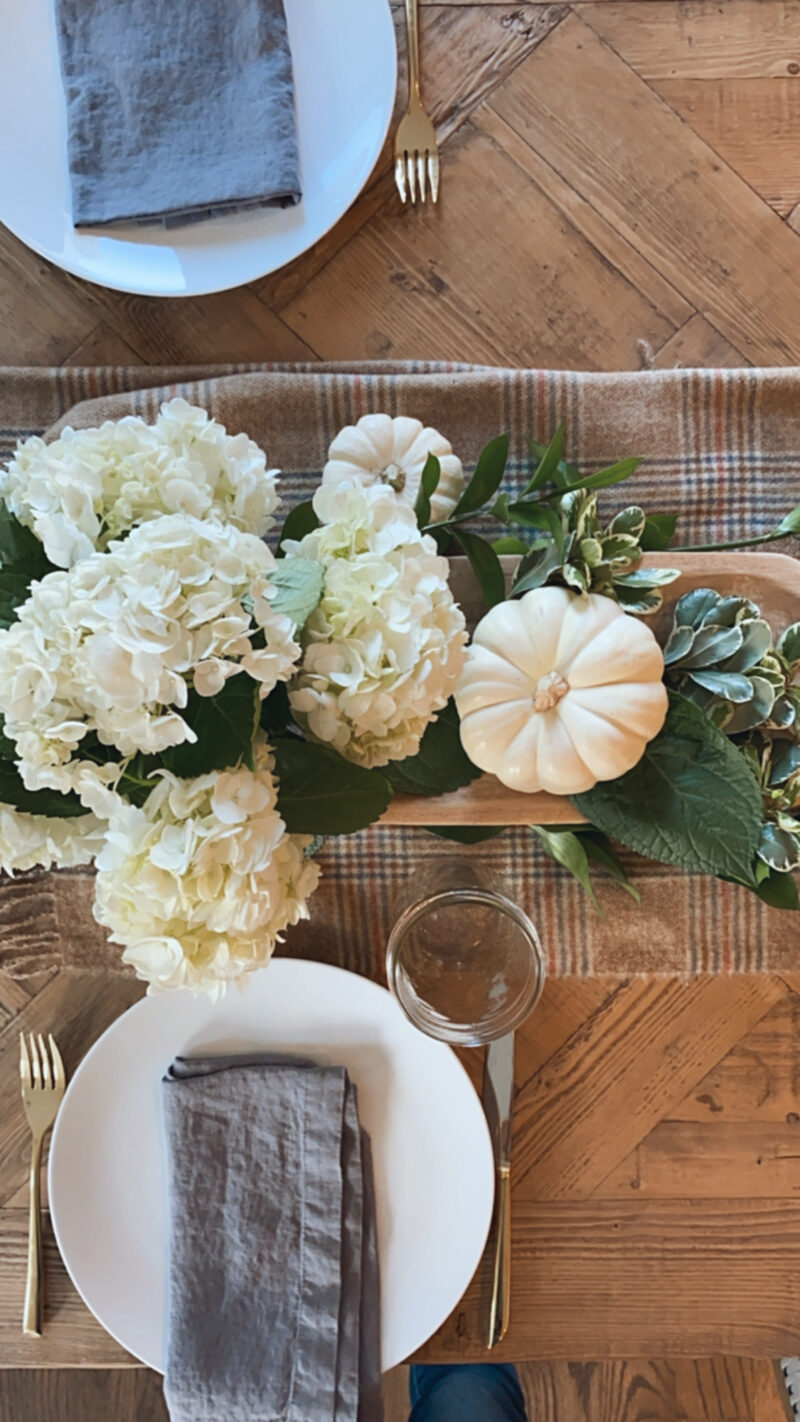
[322,413,464,522]
[455,586,668,796]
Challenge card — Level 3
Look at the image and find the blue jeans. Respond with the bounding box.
[409,1365,528,1421]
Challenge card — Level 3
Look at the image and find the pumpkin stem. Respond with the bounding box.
[381,463,406,493]
[533,670,569,712]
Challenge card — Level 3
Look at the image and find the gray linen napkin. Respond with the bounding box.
[162,1054,382,1422]
[55,0,301,229]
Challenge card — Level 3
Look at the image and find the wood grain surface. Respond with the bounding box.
[3,2,800,1417]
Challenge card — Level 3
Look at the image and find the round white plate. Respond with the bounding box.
[49,960,494,1371]
[0,0,396,297]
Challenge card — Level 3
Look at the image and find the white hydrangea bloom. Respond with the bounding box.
[0,805,106,876]
[284,481,467,767]
[0,399,279,568]
[93,742,320,996]
[0,514,300,806]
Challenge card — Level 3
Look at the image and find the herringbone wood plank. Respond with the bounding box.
[4,2,800,1415]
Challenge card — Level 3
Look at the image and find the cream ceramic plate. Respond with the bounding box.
[49,959,494,1371]
[0,0,396,296]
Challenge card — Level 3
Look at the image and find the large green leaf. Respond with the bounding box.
[510,540,564,596]
[0,760,87,818]
[273,740,393,833]
[755,865,799,910]
[276,500,320,553]
[162,676,260,777]
[453,529,505,608]
[269,559,324,630]
[550,457,641,496]
[0,506,57,627]
[383,700,481,796]
[573,692,763,884]
[449,435,509,518]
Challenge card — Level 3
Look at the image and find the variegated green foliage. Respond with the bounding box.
[509,491,680,612]
[663,588,800,734]
[740,735,800,875]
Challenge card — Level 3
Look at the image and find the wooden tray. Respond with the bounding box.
[381,550,800,827]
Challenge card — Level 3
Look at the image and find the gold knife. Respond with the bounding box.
[482,1031,514,1348]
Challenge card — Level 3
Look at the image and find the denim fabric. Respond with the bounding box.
[409,1365,527,1422]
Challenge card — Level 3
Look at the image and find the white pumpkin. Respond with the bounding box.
[455,587,668,796]
[322,413,464,522]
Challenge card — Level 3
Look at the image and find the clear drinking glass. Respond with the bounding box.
[385,860,545,1045]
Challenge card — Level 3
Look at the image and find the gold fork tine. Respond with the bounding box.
[19,1034,31,1089]
[394,154,407,204]
[428,151,440,204]
[29,1034,41,1090]
[417,152,427,203]
[49,1035,65,1093]
[38,1035,51,1091]
[406,152,417,204]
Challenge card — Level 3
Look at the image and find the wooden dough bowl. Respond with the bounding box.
[380,550,800,828]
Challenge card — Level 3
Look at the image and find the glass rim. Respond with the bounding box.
[385,885,546,1045]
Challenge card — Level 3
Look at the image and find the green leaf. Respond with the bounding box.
[276,500,320,553]
[573,692,764,884]
[755,865,799,910]
[679,624,743,668]
[663,625,694,665]
[688,669,755,702]
[451,435,509,518]
[453,529,506,608]
[640,513,678,552]
[719,619,773,671]
[0,570,35,628]
[491,536,528,556]
[614,585,663,614]
[414,452,441,528]
[511,540,564,596]
[562,562,589,593]
[530,825,602,913]
[274,739,392,834]
[382,700,481,796]
[0,760,87,818]
[778,622,800,664]
[523,424,565,493]
[777,504,800,535]
[557,457,641,496]
[609,506,646,539]
[758,823,800,872]
[426,825,507,844]
[674,588,721,629]
[162,676,260,777]
[0,505,53,575]
[769,740,800,786]
[579,830,641,903]
[504,499,565,557]
[259,682,297,738]
[722,676,776,733]
[269,558,324,630]
[613,566,681,588]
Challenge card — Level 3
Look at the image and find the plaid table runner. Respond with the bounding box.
[1,361,800,981]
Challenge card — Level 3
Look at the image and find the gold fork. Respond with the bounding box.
[394,0,439,204]
[19,1033,65,1337]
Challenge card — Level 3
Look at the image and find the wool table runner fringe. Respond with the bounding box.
[2,362,799,981]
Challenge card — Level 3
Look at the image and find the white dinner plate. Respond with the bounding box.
[49,960,494,1371]
[0,0,396,297]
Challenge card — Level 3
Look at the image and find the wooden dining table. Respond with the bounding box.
[4,0,800,1416]
[1,950,799,1377]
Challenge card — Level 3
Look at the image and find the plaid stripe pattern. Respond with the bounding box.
[1,362,799,981]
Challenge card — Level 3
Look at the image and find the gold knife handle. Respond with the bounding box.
[23,1134,43,1337]
[488,1162,511,1349]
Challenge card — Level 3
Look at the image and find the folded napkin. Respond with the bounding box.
[162,1054,382,1422]
[55,0,301,228]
